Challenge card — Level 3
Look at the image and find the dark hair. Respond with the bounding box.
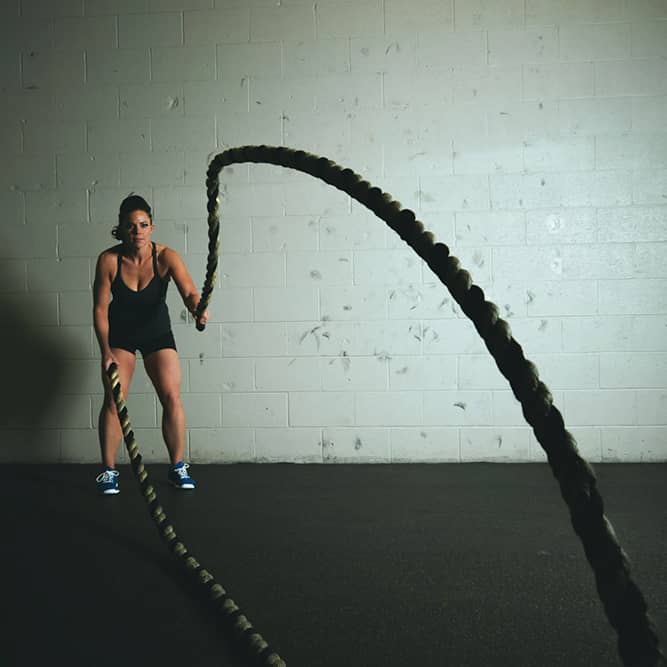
[112,194,153,240]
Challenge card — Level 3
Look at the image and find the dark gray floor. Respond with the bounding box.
[4,463,666,667]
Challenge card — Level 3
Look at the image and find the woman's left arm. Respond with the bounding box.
[165,247,210,327]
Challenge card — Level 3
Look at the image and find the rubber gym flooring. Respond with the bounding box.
[4,463,666,667]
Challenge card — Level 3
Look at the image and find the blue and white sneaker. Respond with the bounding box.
[168,461,195,489]
[96,468,120,495]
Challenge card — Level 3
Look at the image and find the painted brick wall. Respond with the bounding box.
[1,0,665,464]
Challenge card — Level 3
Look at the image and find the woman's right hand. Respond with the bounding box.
[102,352,117,373]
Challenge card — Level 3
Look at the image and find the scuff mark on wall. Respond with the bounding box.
[299,325,320,344]
[423,326,439,343]
[323,437,337,462]
[408,323,423,342]
[299,325,327,349]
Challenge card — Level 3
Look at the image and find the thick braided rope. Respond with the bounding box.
[200,145,665,667]
[193,169,220,329]
[106,363,286,667]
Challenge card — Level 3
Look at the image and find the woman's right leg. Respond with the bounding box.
[98,348,136,468]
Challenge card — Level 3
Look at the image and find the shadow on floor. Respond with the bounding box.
[3,462,666,666]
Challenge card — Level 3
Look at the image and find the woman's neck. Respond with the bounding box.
[122,242,152,263]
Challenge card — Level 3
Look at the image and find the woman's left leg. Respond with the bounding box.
[143,348,185,464]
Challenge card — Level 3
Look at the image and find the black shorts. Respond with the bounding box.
[109,330,177,357]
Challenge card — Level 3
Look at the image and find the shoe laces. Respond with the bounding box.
[173,463,190,479]
[96,469,119,483]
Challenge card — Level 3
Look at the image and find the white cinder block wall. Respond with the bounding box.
[1,0,666,464]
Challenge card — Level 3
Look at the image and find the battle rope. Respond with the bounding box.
[194,145,664,667]
[106,362,286,667]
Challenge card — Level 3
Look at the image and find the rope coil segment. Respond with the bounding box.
[195,145,664,667]
[106,362,286,667]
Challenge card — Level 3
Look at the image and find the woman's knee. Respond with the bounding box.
[160,390,182,412]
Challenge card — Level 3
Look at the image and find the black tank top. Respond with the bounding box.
[109,242,171,340]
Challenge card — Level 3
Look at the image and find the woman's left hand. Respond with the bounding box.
[197,308,210,328]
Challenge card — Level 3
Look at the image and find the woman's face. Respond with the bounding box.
[121,209,153,249]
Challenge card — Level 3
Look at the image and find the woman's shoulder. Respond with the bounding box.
[155,243,182,264]
[97,244,123,265]
[94,245,122,284]
[155,244,184,280]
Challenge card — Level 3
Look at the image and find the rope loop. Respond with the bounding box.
[201,145,664,667]
[110,145,665,667]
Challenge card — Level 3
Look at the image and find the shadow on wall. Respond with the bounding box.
[0,256,76,461]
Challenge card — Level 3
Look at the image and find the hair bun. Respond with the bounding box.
[119,194,151,219]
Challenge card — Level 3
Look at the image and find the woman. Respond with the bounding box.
[93,194,209,494]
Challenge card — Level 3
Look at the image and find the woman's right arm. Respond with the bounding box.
[93,253,115,370]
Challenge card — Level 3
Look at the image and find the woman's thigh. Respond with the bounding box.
[143,348,182,404]
[102,348,137,407]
